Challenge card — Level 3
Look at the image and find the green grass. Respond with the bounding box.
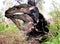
[0,20,60,44]
[0,22,5,31]
[0,22,18,32]
[42,23,60,44]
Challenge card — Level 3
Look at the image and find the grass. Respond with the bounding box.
[0,19,60,44]
[0,22,27,44]
[0,22,18,32]
[42,23,60,44]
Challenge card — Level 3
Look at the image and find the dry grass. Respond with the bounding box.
[0,30,27,44]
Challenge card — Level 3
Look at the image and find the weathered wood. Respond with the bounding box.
[5,4,35,33]
[5,4,49,44]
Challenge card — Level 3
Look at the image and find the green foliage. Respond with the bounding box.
[0,22,5,31]
[0,22,18,32]
[42,23,60,44]
[42,7,60,44]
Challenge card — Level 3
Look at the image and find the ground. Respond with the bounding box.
[0,30,27,44]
